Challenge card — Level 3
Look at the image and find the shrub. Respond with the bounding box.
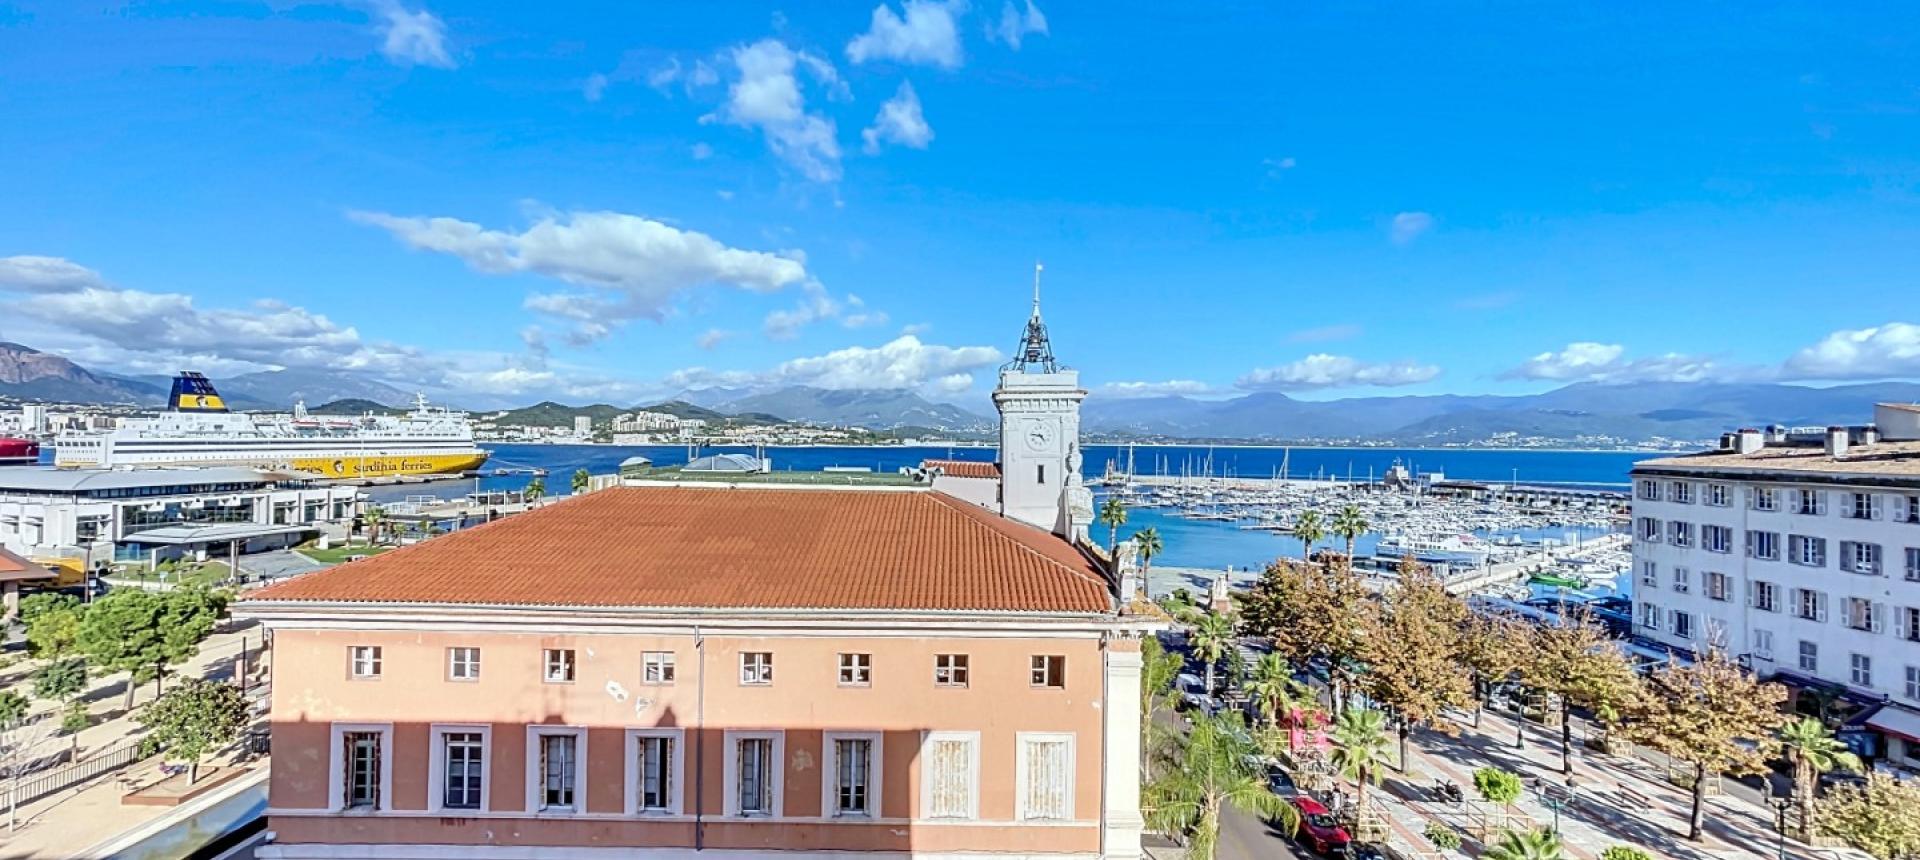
[1424,821,1463,850]
[1600,847,1653,860]
[1474,766,1524,806]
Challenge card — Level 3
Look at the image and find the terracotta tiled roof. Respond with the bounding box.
[0,547,48,582]
[245,487,1113,614]
[922,459,1001,479]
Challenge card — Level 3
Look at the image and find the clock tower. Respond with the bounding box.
[993,265,1092,540]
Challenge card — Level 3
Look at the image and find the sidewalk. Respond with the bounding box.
[0,621,269,858]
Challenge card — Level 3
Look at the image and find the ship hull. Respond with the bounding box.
[289,452,490,478]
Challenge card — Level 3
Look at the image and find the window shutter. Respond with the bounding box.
[1873,603,1887,634]
[1745,581,1755,607]
[1817,592,1830,623]
[1899,608,1912,640]
[1872,495,1884,520]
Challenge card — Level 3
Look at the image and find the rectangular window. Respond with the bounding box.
[1703,525,1733,553]
[1790,534,1827,567]
[1908,666,1920,701]
[1904,607,1920,643]
[1842,541,1882,575]
[1844,598,1880,633]
[923,732,978,819]
[543,649,575,683]
[1671,610,1694,640]
[1637,517,1661,542]
[1669,481,1693,504]
[1031,655,1065,688]
[1907,548,1920,582]
[538,733,579,811]
[1639,561,1658,587]
[1668,521,1693,548]
[1799,640,1818,673]
[442,732,485,810]
[1852,654,1873,687]
[636,735,674,812]
[1752,580,1779,613]
[1793,588,1828,622]
[838,653,871,686]
[448,647,480,681]
[1018,734,1074,821]
[1845,492,1879,520]
[830,735,876,816]
[1795,489,1825,516]
[1638,479,1659,501]
[735,737,776,816]
[1706,571,1731,602]
[1901,495,1920,524]
[935,654,969,687]
[1752,487,1778,511]
[1638,602,1660,629]
[1748,530,1781,560]
[344,730,384,808]
[350,646,382,679]
[1037,464,1046,484]
[643,651,676,685]
[1672,566,1690,594]
[740,652,773,686]
[1751,628,1774,660]
[1707,484,1730,507]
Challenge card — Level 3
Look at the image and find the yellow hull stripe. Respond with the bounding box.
[287,452,490,479]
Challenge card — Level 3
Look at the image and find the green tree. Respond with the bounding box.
[570,468,591,494]
[1524,610,1641,776]
[1289,510,1325,564]
[22,593,82,658]
[1140,636,1184,777]
[0,691,26,727]
[1243,653,1305,732]
[524,476,546,502]
[1134,526,1162,585]
[1599,848,1653,860]
[1424,821,1463,851]
[1473,766,1524,808]
[77,587,223,708]
[362,505,386,545]
[1779,716,1861,840]
[1484,827,1566,860]
[1618,648,1787,841]
[1190,613,1236,695]
[1330,504,1368,564]
[1818,772,1920,860]
[31,658,87,704]
[1364,565,1473,767]
[1239,560,1374,717]
[1459,610,1531,728]
[1144,712,1297,860]
[136,678,249,784]
[1097,496,1128,561]
[1329,708,1393,813]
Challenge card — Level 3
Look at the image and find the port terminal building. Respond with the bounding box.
[0,465,363,573]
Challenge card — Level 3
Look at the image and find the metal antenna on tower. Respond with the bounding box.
[1004,262,1060,373]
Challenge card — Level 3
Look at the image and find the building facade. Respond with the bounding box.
[1630,405,1920,768]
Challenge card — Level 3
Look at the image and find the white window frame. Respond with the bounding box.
[1672,566,1690,594]
[349,645,382,679]
[1703,524,1732,554]
[1670,610,1694,641]
[327,722,394,813]
[1752,580,1779,613]
[918,730,980,821]
[740,651,774,686]
[1851,653,1873,688]
[1799,640,1819,673]
[1015,731,1077,822]
[448,647,480,681]
[1639,561,1658,588]
[822,730,884,818]
[1706,571,1731,602]
[1031,654,1066,688]
[1906,547,1920,582]
[1752,487,1778,511]
[722,730,785,817]
[1707,483,1730,507]
[935,653,970,687]
[624,728,686,816]
[428,723,492,813]
[1669,481,1693,504]
[1907,665,1920,702]
[642,651,676,686]
[525,725,589,814]
[543,648,576,684]
[1638,602,1660,630]
[1750,628,1774,661]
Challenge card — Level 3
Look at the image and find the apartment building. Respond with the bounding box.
[1631,403,1920,768]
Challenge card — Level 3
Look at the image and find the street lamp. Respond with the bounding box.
[1533,776,1577,834]
[1771,797,1790,860]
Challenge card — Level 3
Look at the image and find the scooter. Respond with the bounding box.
[1433,779,1464,803]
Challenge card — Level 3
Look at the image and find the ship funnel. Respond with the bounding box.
[168,372,230,413]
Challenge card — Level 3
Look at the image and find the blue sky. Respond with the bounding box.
[2,1,1918,408]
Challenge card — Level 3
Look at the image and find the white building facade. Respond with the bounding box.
[1631,406,1920,768]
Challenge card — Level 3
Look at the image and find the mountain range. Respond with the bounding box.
[6,339,1919,444]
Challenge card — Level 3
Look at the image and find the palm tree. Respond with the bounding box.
[362,505,386,545]
[570,468,591,494]
[1135,526,1163,588]
[1291,510,1325,565]
[1098,496,1129,559]
[1243,653,1307,732]
[1778,716,1861,839]
[1331,504,1368,565]
[1329,708,1393,813]
[524,476,546,502]
[1191,613,1236,695]
[1145,713,1298,860]
[1483,827,1565,860]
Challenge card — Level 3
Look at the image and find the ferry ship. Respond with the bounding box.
[1373,533,1493,568]
[52,373,488,479]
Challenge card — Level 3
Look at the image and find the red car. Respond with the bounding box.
[1289,796,1353,856]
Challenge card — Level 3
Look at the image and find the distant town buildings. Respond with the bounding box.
[573,415,592,435]
[1631,402,1920,767]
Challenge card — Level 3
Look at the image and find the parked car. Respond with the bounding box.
[1265,764,1298,797]
[1289,796,1352,856]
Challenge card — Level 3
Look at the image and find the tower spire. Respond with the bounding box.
[1004,262,1059,373]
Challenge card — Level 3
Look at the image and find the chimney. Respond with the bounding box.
[1719,433,1737,452]
[1861,425,1881,446]
[1734,428,1764,455]
[1825,426,1849,459]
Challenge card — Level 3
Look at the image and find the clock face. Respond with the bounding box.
[1025,421,1055,451]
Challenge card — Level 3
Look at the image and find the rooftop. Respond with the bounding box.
[923,458,1001,479]
[0,547,50,582]
[244,485,1114,614]
[1634,438,1920,479]
[0,466,288,494]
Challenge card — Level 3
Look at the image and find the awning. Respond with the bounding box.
[1867,704,1920,744]
[120,523,315,546]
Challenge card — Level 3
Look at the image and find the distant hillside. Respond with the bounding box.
[220,368,410,409]
[488,401,627,429]
[309,398,406,416]
[0,342,166,405]
[720,386,990,431]
[639,399,785,426]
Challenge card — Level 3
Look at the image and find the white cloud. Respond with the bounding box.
[351,208,811,340]
[1503,341,1722,383]
[690,142,714,160]
[763,283,842,340]
[582,73,609,102]
[1390,211,1434,245]
[861,81,933,154]
[1782,322,1920,380]
[847,0,966,69]
[900,323,931,336]
[989,0,1048,49]
[1287,323,1361,344]
[1096,380,1213,398]
[697,328,736,350]
[1237,354,1441,390]
[666,335,999,392]
[369,0,454,69]
[713,39,844,182]
[0,255,108,292]
[1263,156,1297,178]
[841,295,890,328]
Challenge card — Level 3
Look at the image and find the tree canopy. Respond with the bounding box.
[136,678,249,783]
[1618,648,1786,840]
